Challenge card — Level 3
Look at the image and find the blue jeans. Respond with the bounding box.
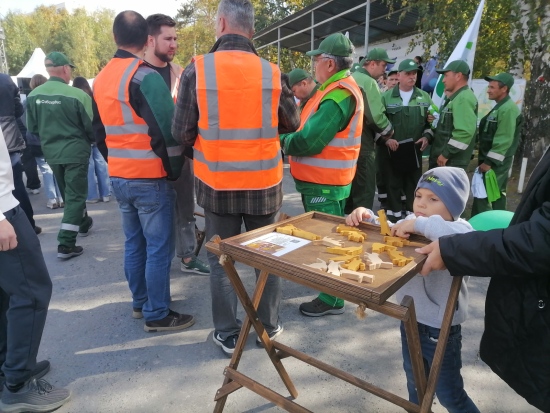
[36,157,62,201]
[111,178,176,321]
[87,146,110,200]
[400,322,480,413]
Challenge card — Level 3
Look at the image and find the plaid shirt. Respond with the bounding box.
[172,34,299,215]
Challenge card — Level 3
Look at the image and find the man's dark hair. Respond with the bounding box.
[415,55,423,64]
[72,77,93,97]
[146,14,176,37]
[113,10,148,49]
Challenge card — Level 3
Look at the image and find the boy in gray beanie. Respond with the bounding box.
[346,167,479,413]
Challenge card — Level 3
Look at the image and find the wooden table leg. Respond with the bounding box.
[213,255,297,413]
[419,276,463,413]
[400,295,428,413]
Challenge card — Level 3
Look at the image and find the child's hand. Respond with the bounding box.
[346,207,371,226]
[391,219,416,238]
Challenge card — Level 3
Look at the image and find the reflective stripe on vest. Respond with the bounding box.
[94,58,166,179]
[289,77,364,186]
[193,51,283,191]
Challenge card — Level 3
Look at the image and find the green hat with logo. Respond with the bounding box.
[306,33,354,57]
[484,72,514,89]
[45,52,76,68]
[436,59,470,75]
[398,59,419,72]
[360,48,396,65]
[288,69,311,87]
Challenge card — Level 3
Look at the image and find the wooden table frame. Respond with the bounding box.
[206,212,463,413]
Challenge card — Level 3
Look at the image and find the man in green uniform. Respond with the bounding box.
[281,33,364,316]
[345,48,394,213]
[379,59,434,222]
[471,73,522,216]
[26,52,94,259]
[288,68,319,112]
[429,60,478,170]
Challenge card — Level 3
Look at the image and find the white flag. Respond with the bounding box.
[432,0,485,110]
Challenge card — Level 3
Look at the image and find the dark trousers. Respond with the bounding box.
[205,209,281,338]
[21,146,40,190]
[11,161,36,228]
[345,139,376,213]
[0,206,52,385]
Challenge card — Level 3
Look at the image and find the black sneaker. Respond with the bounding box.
[57,245,84,259]
[212,332,238,357]
[256,324,284,346]
[132,308,143,319]
[0,378,71,412]
[78,217,93,237]
[144,310,195,332]
[299,297,345,317]
[0,360,51,390]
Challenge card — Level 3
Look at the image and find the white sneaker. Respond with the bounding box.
[28,188,40,195]
[102,196,110,202]
[46,199,59,209]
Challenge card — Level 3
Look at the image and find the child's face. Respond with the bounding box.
[413,188,453,221]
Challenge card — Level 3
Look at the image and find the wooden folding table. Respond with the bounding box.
[206,212,463,413]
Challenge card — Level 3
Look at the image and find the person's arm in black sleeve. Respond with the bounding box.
[440,202,550,279]
[91,98,108,161]
[13,84,24,119]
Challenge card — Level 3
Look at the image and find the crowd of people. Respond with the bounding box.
[0,0,548,412]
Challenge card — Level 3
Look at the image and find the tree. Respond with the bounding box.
[509,0,550,163]
[1,6,115,78]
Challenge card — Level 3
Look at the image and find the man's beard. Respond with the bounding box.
[155,49,174,63]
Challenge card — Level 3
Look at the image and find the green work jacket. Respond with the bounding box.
[430,85,478,167]
[281,69,356,200]
[478,95,522,167]
[381,86,434,143]
[26,77,93,165]
[352,68,393,144]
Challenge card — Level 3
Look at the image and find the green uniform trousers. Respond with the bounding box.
[345,139,376,213]
[377,146,422,223]
[471,158,513,216]
[301,194,345,307]
[50,163,92,247]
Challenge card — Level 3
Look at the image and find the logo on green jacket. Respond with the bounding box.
[36,99,61,105]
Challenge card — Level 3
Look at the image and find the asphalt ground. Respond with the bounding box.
[16,163,538,413]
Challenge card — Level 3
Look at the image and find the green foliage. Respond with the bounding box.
[389,0,511,77]
[1,6,115,78]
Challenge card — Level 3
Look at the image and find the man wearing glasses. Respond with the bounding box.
[281,33,364,317]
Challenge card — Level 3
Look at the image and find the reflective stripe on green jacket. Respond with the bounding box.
[430,86,478,167]
[478,95,522,167]
[381,86,434,142]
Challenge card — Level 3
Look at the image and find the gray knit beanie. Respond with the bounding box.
[416,167,470,220]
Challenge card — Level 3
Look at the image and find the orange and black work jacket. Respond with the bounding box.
[94,52,183,180]
[289,78,364,186]
[193,50,283,191]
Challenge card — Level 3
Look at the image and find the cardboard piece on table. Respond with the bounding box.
[371,243,397,254]
[327,260,341,276]
[377,210,392,235]
[326,245,363,256]
[313,236,343,247]
[303,258,328,271]
[340,257,365,272]
[340,268,375,284]
[364,252,393,269]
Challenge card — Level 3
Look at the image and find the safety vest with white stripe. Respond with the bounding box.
[193,51,283,191]
[289,77,364,186]
[94,58,167,179]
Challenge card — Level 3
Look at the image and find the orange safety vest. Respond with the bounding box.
[289,77,364,186]
[193,51,283,191]
[94,58,166,179]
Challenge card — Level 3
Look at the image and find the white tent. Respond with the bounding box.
[16,48,49,78]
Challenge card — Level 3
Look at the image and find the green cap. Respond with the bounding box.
[350,63,361,73]
[484,72,514,89]
[436,60,470,75]
[398,59,419,72]
[360,48,396,65]
[288,69,311,87]
[306,33,354,57]
[45,52,75,68]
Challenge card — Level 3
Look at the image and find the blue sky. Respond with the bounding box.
[0,0,182,19]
